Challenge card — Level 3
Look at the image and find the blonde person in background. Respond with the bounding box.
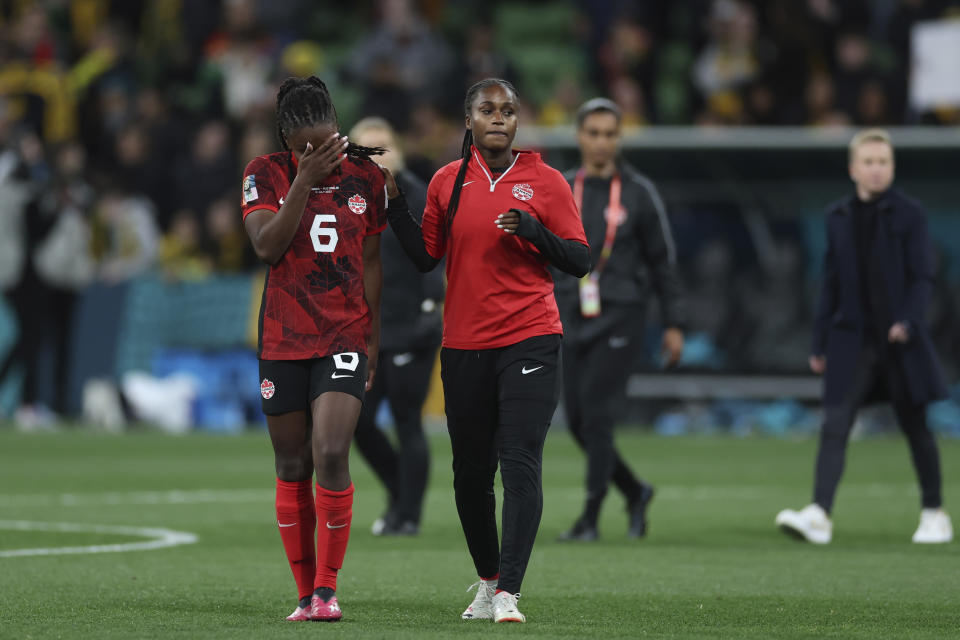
[777,129,953,544]
[349,117,443,536]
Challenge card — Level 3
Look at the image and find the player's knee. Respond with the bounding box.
[275,456,312,482]
[314,442,350,470]
[452,461,495,490]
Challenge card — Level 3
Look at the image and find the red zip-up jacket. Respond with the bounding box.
[422,147,587,349]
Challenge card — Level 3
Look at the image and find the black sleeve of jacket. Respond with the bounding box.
[634,178,686,329]
[397,172,445,300]
[513,208,590,277]
[385,187,441,273]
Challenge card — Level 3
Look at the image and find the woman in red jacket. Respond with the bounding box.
[384,78,589,623]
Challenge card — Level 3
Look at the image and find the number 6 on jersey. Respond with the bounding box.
[310,214,339,253]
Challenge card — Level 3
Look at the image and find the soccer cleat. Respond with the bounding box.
[492,591,525,623]
[557,518,599,542]
[775,503,832,544]
[627,483,656,538]
[912,508,953,544]
[461,578,497,620]
[310,594,343,621]
[285,605,311,621]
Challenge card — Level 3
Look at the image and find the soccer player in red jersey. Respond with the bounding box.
[383,78,590,623]
[241,76,388,622]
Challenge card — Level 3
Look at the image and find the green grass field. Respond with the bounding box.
[0,427,958,639]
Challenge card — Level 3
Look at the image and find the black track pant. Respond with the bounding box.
[441,334,561,595]
[814,344,943,513]
[0,277,74,413]
[354,348,435,525]
[562,306,646,525]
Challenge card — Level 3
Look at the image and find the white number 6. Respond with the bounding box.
[310,214,339,253]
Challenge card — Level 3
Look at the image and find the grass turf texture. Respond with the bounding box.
[0,428,957,639]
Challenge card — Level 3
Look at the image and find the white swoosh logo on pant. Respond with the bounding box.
[392,353,414,367]
[278,522,296,528]
[521,365,543,375]
[326,521,348,529]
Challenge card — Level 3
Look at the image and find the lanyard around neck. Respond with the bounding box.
[573,168,622,277]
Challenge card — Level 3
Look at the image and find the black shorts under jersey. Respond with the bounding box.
[259,352,368,415]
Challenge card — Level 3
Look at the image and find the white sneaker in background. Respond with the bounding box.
[461,578,497,620]
[492,591,525,623]
[775,503,833,544]
[912,508,953,544]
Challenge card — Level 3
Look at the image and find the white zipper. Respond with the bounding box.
[472,149,520,192]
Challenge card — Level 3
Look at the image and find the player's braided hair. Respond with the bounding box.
[445,78,518,236]
[275,76,384,160]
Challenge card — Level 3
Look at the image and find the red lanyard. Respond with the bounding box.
[573,169,622,277]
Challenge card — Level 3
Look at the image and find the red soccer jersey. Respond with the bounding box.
[241,151,387,360]
[423,147,587,349]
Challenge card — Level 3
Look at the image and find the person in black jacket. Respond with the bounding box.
[349,117,443,536]
[776,128,952,544]
[556,98,685,542]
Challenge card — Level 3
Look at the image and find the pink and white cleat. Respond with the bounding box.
[285,605,311,621]
[310,594,343,622]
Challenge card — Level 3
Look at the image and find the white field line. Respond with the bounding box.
[0,488,273,508]
[0,520,197,558]
[0,484,923,510]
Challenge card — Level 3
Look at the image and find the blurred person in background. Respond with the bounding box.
[242,76,387,622]
[739,240,812,373]
[346,0,454,128]
[204,195,257,272]
[776,129,953,545]
[0,6,77,144]
[113,122,169,228]
[174,120,236,220]
[349,117,443,537]
[206,0,277,122]
[90,187,159,283]
[0,136,94,427]
[555,98,685,542]
[693,0,759,110]
[159,208,209,281]
[383,78,588,623]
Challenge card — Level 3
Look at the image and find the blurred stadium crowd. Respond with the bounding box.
[1,0,960,430]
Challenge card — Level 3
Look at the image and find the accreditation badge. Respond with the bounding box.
[579,274,601,318]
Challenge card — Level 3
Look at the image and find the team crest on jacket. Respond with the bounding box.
[604,204,627,226]
[512,183,534,201]
[260,378,275,400]
[348,194,367,214]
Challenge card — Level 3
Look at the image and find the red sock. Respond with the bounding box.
[314,482,354,591]
[275,479,317,601]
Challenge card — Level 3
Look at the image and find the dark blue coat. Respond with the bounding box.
[811,188,948,406]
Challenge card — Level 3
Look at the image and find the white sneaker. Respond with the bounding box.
[775,503,832,544]
[912,508,953,544]
[461,578,497,620]
[492,591,525,623]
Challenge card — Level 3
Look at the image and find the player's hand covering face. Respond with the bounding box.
[288,124,349,186]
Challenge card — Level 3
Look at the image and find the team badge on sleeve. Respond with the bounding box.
[348,194,367,214]
[260,378,275,399]
[243,175,258,204]
[512,183,534,201]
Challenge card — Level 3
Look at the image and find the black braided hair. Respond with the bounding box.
[445,78,519,236]
[275,76,384,160]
